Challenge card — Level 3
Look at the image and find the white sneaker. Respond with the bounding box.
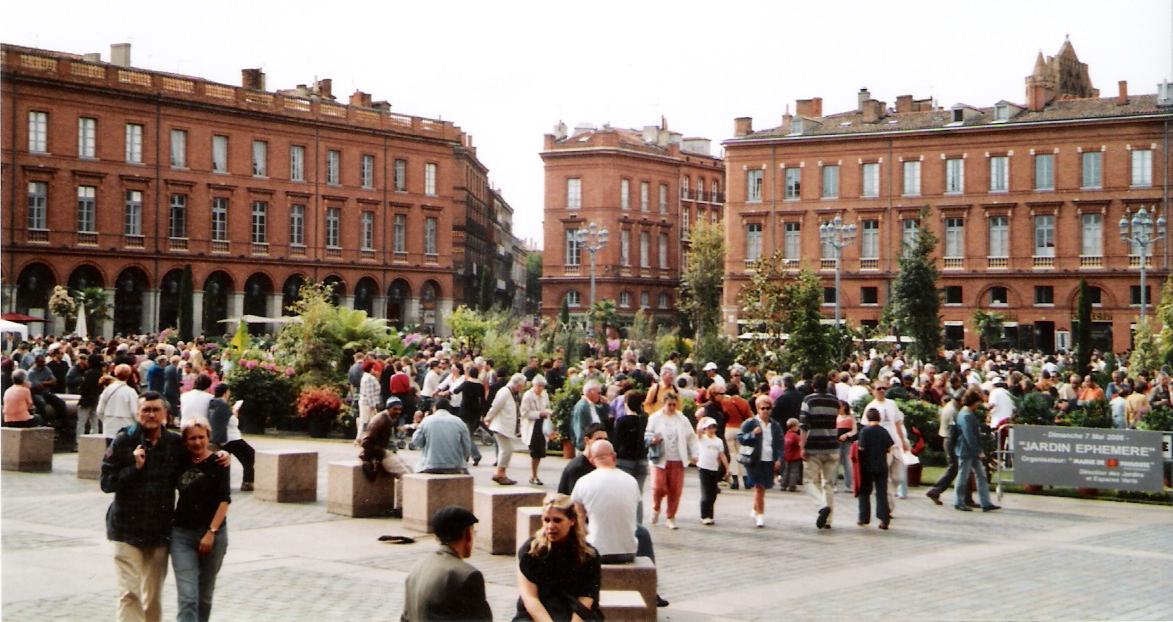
[650,511,660,525]
[666,518,678,530]
[755,514,765,528]
[701,518,715,525]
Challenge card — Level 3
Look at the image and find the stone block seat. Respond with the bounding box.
[254,450,317,502]
[473,486,546,554]
[401,473,473,533]
[515,506,545,553]
[599,589,654,622]
[76,434,107,479]
[601,556,657,619]
[1,427,56,472]
[327,460,397,517]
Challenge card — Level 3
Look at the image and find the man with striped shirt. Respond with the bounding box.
[800,373,842,530]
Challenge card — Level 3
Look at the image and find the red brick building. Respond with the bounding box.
[540,120,724,324]
[1,43,511,337]
[722,40,1171,353]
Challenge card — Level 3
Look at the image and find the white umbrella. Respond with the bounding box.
[75,303,88,339]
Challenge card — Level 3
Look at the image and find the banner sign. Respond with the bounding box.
[1012,426,1165,492]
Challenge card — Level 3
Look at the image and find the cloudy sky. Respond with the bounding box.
[5,0,1170,249]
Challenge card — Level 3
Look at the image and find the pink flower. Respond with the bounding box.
[244,360,257,369]
[285,367,295,377]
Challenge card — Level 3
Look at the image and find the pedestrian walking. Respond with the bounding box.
[695,417,729,525]
[739,395,784,528]
[856,409,894,530]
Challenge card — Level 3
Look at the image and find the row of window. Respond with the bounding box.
[745,149,1154,202]
[26,111,439,194]
[563,289,672,309]
[820,284,1151,308]
[743,211,1149,262]
[24,182,438,254]
[566,177,724,212]
[565,230,671,269]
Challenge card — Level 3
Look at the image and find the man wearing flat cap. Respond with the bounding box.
[402,506,491,622]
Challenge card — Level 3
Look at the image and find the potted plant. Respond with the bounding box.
[297,385,342,438]
[896,399,937,487]
[225,356,296,433]
[550,379,584,458]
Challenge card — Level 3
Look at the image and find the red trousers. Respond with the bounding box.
[652,460,685,518]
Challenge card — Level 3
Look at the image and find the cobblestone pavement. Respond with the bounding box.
[3,436,1171,621]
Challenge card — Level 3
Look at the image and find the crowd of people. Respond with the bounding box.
[4,328,1169,621]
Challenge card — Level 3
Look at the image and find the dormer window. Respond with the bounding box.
[952,108,964,123]
[792,118,803,134]
[994,103,1010,121]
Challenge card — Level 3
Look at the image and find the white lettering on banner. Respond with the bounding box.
[1013,425,1164,492]
[1072,444,1155,457]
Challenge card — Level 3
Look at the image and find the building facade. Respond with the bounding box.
[2,43,518,338]
[540,120,724,324]
[722,40,1171,353]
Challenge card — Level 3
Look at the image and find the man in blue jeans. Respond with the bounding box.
[954,389,1001,513]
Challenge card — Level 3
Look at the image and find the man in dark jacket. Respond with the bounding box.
[401,506,491,622]
[162,356,181,424]
[771,373,803,428]
[77,354,104,438]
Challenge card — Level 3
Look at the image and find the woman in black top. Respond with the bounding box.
[170,417,230,622]
[613,390,649,522]
[515,494,601,621]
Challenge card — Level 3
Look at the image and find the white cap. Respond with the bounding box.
[703,362,718,371]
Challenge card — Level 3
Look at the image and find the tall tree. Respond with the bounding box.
[478,265,495,312]
[887,215,942,362]
[1075,278,1092,374]
[738,255,836,375]
[525,252,543,315]
[1157,273,1173,367]
[679,221,725,341]
[177,264,194,340]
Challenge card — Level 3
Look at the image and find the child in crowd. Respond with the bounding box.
[780,418,803,491]
[857,410,895,530]
[695,417,729,525]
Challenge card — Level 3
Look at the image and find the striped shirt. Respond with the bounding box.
[800,391,841,454]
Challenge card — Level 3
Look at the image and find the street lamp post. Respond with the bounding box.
[572,222,609,335]
[1119,206,1166,323]
[819,214,857,327]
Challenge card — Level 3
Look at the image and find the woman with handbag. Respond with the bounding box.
[519,374,552,486]
[645,393,698,530]
[515,494,602,622]
[739,395,785,528]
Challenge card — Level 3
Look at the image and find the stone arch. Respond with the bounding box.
[353,276,378,316]
[281,274,307,314]
[243,273,275,334]
[67,264,106,292]
[386,278,411,329]
[15,262,56,317]
[322,274,345,306]
[974,283,1025,309]
[158,268,186,331]
[1065,282,1115,309]
[202,271,235,336]
[113,267,150,336]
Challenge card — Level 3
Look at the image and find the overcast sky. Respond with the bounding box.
[5,0,1171,249]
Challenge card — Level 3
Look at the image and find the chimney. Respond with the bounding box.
[349,90,372,108]
[782,112,793,132]
[241,68,265,90]
[315,78,333,100]
[82,52,100,63]
[895,95,913,113]
[795,97,822,118]
[857,87,870,111]
[734,117,753,137]
[371,100,392,112]
[861,100,885,123]
[1117,80,1128,105]
[110,43,131,67]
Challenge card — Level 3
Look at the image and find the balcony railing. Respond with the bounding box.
[987,256,1008,269]
[251,242,269,256]
[76,232,98,246]
[783,258,800,271]
[26,229,49,243]
[943,257,963,270]
[325,247,342,258]
[1079,255,1102,268]
[819,258,836,271]
[860,258,879,270]
[361,249,376,260]
[290,245,306,257]
[424,254,439,265]
[211,240,229,254]
[1032,255,1055,269]
[1129,255,1153,268]
[124,234,145,249]
[169,237,189,251]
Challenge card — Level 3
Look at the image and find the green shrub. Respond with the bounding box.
[1067,399,1112,429]
[895,399,938,454]
[549,378,585,444]
[1139,406,1173,432]
[225,356,296,432]
[1015,392,1058,426]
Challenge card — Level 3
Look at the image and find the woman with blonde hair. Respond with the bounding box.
[515,494,601,621]
[171,416,231,622]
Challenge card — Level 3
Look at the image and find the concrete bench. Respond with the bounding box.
[76,434,107,479]
[255,450,317,502]
[473,486,546,555]
[401,473,473,533]
[599,589,653,622]
[327,461,397,517]
[1,427,56,472]
[601,556,657,619]
[515,506,545,553]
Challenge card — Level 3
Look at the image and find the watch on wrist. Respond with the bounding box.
[208,527,219,534]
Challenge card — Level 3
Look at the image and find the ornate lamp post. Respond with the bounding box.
[1119,206,1166,323]
[818,214,857,327]
[571,222,609,334]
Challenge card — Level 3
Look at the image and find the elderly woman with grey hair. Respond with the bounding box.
[484,373,527,485]
[520,374,552,485]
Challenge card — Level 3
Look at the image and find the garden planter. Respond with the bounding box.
[906,463,922,487]
[1076,487,1099,497]
[562,439,574,459]
[1023,484,1044,493]
[307,417,332,438]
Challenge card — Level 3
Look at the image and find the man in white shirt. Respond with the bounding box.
[179,374,214,423]
[571,440,640,562]
[863,384,909,511]
[986,377,1015,428]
